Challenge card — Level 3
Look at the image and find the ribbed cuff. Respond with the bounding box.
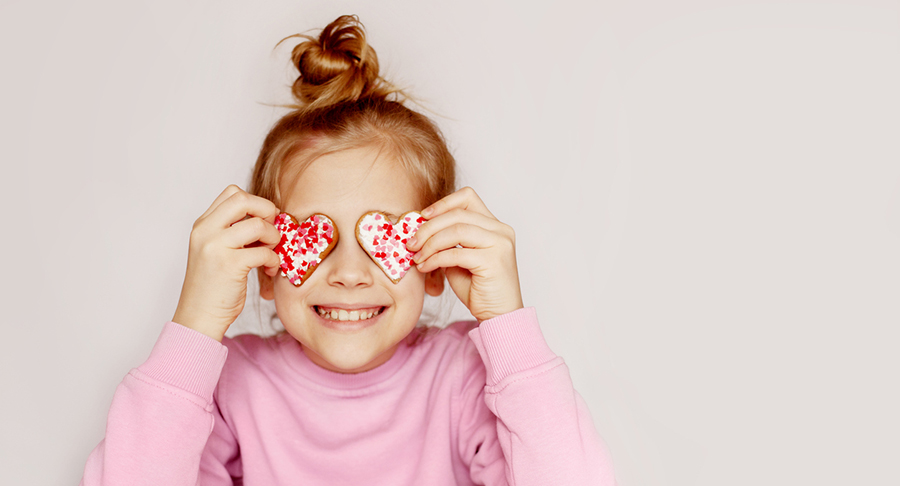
[138,321,229,401]
[467,307,556,386]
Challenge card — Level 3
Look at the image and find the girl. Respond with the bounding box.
[80,15,615,485]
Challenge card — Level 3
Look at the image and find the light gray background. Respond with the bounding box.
[1,1,897,484]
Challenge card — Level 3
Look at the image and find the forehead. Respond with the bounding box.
[280,147,422,218]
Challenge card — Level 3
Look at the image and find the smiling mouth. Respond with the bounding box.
[313,306,386,322]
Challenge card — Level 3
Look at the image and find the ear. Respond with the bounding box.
[259,268,275,301]
[424,268,444,296]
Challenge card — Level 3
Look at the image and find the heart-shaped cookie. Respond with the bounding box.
[356,211,425,283]
[274,212,338,286]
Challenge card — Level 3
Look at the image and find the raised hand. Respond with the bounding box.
[407,187,524,322]
[172,185,281,342]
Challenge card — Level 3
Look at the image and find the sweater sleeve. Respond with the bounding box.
[459,307,616,485]
[79,321,240,486]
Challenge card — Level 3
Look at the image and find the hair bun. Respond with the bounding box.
[285,15,393,110]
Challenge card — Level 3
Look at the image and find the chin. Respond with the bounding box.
[312,341,395,374]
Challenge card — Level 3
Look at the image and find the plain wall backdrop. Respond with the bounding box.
[1,0,898,484]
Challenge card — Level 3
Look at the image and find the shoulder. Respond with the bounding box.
[407,320,486,383]
[215,332,287,401]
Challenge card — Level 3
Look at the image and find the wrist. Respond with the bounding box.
[476,301,525,323]
[172,309,227,342]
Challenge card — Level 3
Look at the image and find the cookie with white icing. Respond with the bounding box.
[356,211,425,283]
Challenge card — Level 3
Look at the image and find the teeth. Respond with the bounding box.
[317,307,382,322]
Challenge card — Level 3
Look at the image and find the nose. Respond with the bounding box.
[324,232,375,288]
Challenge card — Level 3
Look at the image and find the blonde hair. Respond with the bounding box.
[249,14,456,211]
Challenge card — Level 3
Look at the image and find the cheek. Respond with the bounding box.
[395,271,427,301]
[272,277,308,309]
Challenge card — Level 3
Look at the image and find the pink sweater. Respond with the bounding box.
[80,307,616,485]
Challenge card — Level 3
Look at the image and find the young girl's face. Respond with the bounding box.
[262,146,442,373]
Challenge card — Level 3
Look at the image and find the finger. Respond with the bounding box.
[407,208,510,251]
[421,186,496,220]
[208,190,280,230]
[414,247,482,274]
[412,223,503,265]
[198,184,243,220]
[222,217,282,250]
[235,246,281,274]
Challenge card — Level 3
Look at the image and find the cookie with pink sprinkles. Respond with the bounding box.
[356,211,425,283]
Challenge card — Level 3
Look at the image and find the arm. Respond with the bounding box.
[460,308,616,486]
[409,188,615,483]
[81,186,278,484]
[80,321,240,486]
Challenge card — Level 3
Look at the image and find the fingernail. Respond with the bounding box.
[421,207,433,217]
[407,236,417,248]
